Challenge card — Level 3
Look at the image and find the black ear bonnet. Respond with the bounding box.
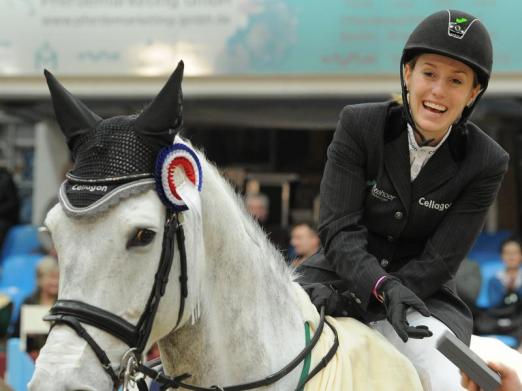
[45,61,185,217]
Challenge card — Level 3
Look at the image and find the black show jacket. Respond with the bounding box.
[313,101,508,344]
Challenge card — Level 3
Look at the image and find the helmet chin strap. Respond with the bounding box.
[399,59,435,147]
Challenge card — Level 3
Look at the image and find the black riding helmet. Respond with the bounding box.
[400,9,493,145]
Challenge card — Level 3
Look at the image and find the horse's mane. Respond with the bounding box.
[193,142,297,287]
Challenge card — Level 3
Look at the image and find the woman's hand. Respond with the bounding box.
[460,362,522,391]
[379,278,433,342]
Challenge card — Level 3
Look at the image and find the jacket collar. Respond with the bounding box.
[384,101,468,161]
[382,102,463,207]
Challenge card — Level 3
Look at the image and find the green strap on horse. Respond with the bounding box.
[297,322,312,391]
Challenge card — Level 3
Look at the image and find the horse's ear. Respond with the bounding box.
[135,60,184,146]
[44,70,101,149]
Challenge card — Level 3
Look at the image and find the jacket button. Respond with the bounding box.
[394,211,403,220]
[387,235,395,242]
[350,292,362,304]
[380,258,389,268]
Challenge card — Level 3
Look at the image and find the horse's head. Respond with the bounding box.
[29,62,205,391]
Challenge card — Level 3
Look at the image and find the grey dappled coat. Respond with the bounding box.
[303,101,508,344]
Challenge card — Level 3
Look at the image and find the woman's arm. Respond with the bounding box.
[319,105,387,310]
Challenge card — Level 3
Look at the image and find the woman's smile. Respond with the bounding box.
[404,53,481,144]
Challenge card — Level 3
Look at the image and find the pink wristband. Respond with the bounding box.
[372,275,388,302]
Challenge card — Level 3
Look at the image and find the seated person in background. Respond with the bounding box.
[489,237,522,307]
[244,192,289,252]
[11,256,59,357]
[483,237,522,347]
[289,222,320,268]
[245,192,270,223]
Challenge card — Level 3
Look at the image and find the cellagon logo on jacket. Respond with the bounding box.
[418,197,452,212]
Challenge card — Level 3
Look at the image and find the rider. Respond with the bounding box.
[298,9,509,390]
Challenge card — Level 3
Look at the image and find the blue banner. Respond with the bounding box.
[0,0,517,76]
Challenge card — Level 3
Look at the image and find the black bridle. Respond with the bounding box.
[44,210,338,390]
[45,210,184,387]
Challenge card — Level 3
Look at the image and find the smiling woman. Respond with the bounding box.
[404,53,481,144]
[298,9,510,391]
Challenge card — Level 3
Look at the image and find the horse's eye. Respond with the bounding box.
[127,228,156,249]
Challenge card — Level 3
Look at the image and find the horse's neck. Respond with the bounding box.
[160,164,305,388]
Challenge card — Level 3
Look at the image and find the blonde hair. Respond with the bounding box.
[37,256,59,281]
[392,93,404,105]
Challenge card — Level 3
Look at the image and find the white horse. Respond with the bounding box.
[27,65,518,391]
[29,134,428,390]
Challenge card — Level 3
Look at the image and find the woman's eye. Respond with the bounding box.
[127,228,156,249]
[452,78,463,85]
[423,71,434,78]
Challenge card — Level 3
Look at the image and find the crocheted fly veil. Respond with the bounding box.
[46,61,184,217]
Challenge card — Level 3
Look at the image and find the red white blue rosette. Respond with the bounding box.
[155,142,202,211]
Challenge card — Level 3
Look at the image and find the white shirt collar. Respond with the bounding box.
[407,124,452,153]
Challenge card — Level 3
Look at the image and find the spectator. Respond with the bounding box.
[480,237,522,347]
[489,237,522,307]
[245,192,289,252]
[11,256,59,358]
[461,361,522,391]
[0,167,20,252]
[245,192,270,223]
[289,222,320,268]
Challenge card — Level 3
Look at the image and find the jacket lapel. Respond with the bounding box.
[383,130,411,211]
[412,141,458,197]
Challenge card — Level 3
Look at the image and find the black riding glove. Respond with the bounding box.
[379,277,433,342]
[302,283,344,316]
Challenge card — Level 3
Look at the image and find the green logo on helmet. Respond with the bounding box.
[448,14,475,39]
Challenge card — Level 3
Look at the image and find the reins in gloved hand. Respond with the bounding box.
[302,283,353,317]
[379,277,433,342]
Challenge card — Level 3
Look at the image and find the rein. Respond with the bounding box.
[134,308,338,391]
[44,209,339,390]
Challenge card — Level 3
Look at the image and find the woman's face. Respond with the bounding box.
[404,53,481,143]
[40,270,59,298]
[501,241,522,270]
